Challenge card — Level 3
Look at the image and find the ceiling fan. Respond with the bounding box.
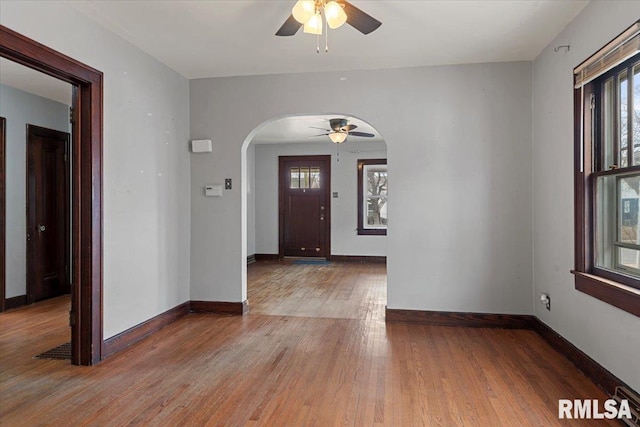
[276,1,382,51]
[312,118,375,144]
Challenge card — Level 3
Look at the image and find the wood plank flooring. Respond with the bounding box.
[247,260,386,319]
[0,295,70,374]
[0,261,616,426]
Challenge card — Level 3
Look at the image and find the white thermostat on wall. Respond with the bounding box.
[191,139,212,153]
[205,184,223,197]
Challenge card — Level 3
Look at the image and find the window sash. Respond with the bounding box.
[614,241,640,251]
[364,197,387,229]
[593,152,640,284]
[574,20,640,88]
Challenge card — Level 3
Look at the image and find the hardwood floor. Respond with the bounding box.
[247,260,386,319]
[0,262,616,426]
[0,295,70,372]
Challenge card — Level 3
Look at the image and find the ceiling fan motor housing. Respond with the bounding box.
[330,118,348,131]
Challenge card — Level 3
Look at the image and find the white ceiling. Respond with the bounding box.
[66,0,588,79]
[0,58,72,105]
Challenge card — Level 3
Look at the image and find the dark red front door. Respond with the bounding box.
[279,156,331,258]
[26,125,70,303]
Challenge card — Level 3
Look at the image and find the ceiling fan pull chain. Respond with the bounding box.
[325,14,329,52]
[316,34,320,53]
[336,143,340,162]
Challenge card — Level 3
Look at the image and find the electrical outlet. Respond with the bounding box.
[540,292,551,311]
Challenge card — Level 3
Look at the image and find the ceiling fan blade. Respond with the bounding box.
[309,133,330,137]
[348,131,375,138]
[276,14,302,36]
[309,126,331,131]
[342,124,358,132]
[342,1,382,35]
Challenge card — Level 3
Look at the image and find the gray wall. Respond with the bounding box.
[0,83,70,299]
[246,143,256,257]
[1,2,191,339]
[532,1,640,391]
[190,61,533,312]
[252,141,387,257]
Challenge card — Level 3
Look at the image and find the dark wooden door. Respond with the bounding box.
[279,155,331,259]
[26,125,70,303]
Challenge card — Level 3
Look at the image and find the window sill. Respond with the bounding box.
[571,271,640,317]
[357,229,387,236]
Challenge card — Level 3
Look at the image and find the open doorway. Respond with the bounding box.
[0,59,73,306]
[0,56,73,359]
[0,25,103,365]
[242,114,388,319]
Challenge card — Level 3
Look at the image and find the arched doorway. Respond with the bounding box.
[241,113,388,317]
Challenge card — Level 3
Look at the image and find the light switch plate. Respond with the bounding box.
[205,184,223,197]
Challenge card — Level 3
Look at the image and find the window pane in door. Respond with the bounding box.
[290,167,299,189]
[300,167,309,188]
[620,71,629,167]
[289,168,300,188]
[310,167,320,188]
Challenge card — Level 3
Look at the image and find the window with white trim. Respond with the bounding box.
[357,159,387,235]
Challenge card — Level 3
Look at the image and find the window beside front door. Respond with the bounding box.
[357,159,387,236]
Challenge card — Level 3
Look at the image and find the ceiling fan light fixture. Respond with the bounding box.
[324,1,347,29]
[329,131,347,144]
[292,0,316,24]
[303,12,323,35]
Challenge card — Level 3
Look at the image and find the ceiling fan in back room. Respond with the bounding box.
[276,0,382,52]
[311,118,375,144]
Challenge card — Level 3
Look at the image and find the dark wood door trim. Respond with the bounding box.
[26,124,70,304]
[0,25,103,365]
[278,155,331,260]
[0,117,5,312]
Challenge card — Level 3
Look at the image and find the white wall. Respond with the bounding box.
[246,143,256,257]
[190,61,533,313]
[253,140,387,257]
[0,83,70,298]
[1,2,191,339]
[532,1,640,391]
